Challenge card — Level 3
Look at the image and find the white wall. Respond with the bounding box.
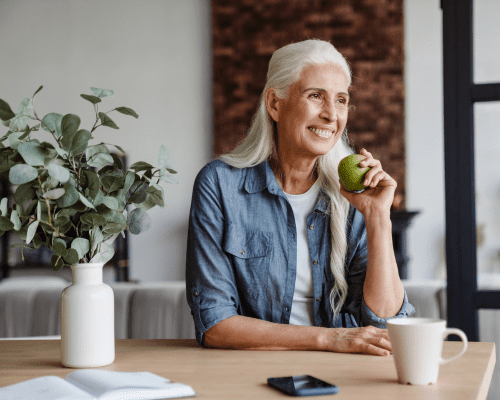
[404,0,446,280]
[0,0,212,282]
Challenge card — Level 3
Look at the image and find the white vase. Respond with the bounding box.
[61,262,115,368]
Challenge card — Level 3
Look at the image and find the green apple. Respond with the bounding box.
[338,154,371,193]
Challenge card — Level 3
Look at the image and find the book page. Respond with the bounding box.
[0,376,94,400]
[65,370,196,399]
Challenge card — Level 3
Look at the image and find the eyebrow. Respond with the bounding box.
[302,87,350,98]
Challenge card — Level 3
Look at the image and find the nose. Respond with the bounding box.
[319,100,337,122]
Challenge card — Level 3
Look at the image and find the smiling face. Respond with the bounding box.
[266,63,350,163]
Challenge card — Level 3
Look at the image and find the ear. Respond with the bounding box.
[265,88,281,123]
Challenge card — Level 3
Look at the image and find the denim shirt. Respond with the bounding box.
[186,159,415,346]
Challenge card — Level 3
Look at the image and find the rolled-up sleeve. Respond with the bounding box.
[343,210,415,328]
[361,290,415,328]
[186,164,240,346]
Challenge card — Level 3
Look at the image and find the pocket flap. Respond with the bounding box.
[223,223,272,258]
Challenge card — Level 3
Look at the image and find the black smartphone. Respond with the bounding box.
[267,375,339,396]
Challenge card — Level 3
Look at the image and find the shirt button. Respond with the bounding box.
[285,307,290,312]
[193,291,199,297]
[309,224,315,230]
[240,250,245,255]
[313,260,318,265]
[316,297,321,302]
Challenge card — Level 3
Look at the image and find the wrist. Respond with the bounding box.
[363,211,391,229]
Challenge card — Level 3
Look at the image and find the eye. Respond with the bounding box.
[309,93,323,100]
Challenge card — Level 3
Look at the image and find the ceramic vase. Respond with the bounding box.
[61,262,115,368]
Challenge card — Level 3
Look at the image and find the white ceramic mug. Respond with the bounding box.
[386,318,468,385]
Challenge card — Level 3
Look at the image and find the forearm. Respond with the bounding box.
[203,315,324,351]
[362,213,404,318]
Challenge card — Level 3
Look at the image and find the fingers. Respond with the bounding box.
[329,327,392,356]
[358,149,385,188]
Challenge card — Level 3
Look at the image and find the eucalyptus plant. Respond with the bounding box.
[0,86,177,271]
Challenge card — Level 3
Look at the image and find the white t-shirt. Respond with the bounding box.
[284,180,321,326]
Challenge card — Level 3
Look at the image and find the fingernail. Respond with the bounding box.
[364,180,368,186]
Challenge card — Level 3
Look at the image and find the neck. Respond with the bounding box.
[270,156,318,195]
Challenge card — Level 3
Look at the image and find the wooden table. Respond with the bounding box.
[0,339,496,399]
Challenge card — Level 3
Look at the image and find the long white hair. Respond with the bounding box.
[219,39,355,321]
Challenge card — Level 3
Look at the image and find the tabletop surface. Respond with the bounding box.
[0,339,496,400]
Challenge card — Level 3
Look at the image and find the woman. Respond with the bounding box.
[186,39,414,356]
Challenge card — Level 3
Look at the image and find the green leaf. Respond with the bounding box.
[101,196,119,210]
[127,208,152,235]
[129,161,154,172]
[123,171,136,193]
[108,211,126,228]
[86,144,113,169]
[51,255,64,271]
[158,145,171,169]
[80,94,101,104]
[91,87,114,98]
[166,168,177,174]
[14,183,36,205]
[62,248,79,265]
[9,164,38,185]
[60,114,81,150]
[17,142,48,166]
[52,241,66,256]
[0,99,16,121]
[134,194,155,211]
[0,197,7,216]
[56,183,79,208]
[71,238,90,259]
[80,213,106,227]
[105,143,126,154]
[9,115,30,132]
[160,168,179,184]
[7,131,25,149]
[33,85,43,97]
[90,227,104,252]
[41,113,63,137]
[43,188,65,200]
[98,112,119,129]
[78,193,95,210]
[115,107,138,118]
[71,129,91,155]
[110,153,123,170]
[10,210,21,230]
[101,176,124,193]
[83,170,100,199]
[33,233,42,249]
[146,186,164,208]
[129,181,148,204]
[53,215,70,227]
[26,220,39,244]
[48,163,70,183]
[90,242,114,264]
[0,216,14,231]
[17,98,33,116]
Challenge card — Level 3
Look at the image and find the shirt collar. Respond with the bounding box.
[244,160,331,215]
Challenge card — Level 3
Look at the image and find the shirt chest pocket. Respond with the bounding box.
[223,223,273,300]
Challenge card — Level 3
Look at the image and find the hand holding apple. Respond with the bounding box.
[338,148,397,220]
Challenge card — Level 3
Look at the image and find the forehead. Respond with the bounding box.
[294,63,349,92]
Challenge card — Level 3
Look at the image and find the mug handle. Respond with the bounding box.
[439,328,468,365]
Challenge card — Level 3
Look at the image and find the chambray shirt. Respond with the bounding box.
[186,159,415,346]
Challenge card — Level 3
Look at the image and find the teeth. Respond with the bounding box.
[309,127,332,138]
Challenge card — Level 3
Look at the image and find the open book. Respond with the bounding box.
[0,370,196,400]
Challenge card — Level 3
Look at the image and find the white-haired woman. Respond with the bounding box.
[186,39,414,356]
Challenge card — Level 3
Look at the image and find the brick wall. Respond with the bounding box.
[212,0,405,209]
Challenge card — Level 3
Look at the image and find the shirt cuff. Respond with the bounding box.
[195,305,239,347]
[361,289,416,328]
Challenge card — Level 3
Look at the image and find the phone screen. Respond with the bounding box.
[268,375,339,396]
